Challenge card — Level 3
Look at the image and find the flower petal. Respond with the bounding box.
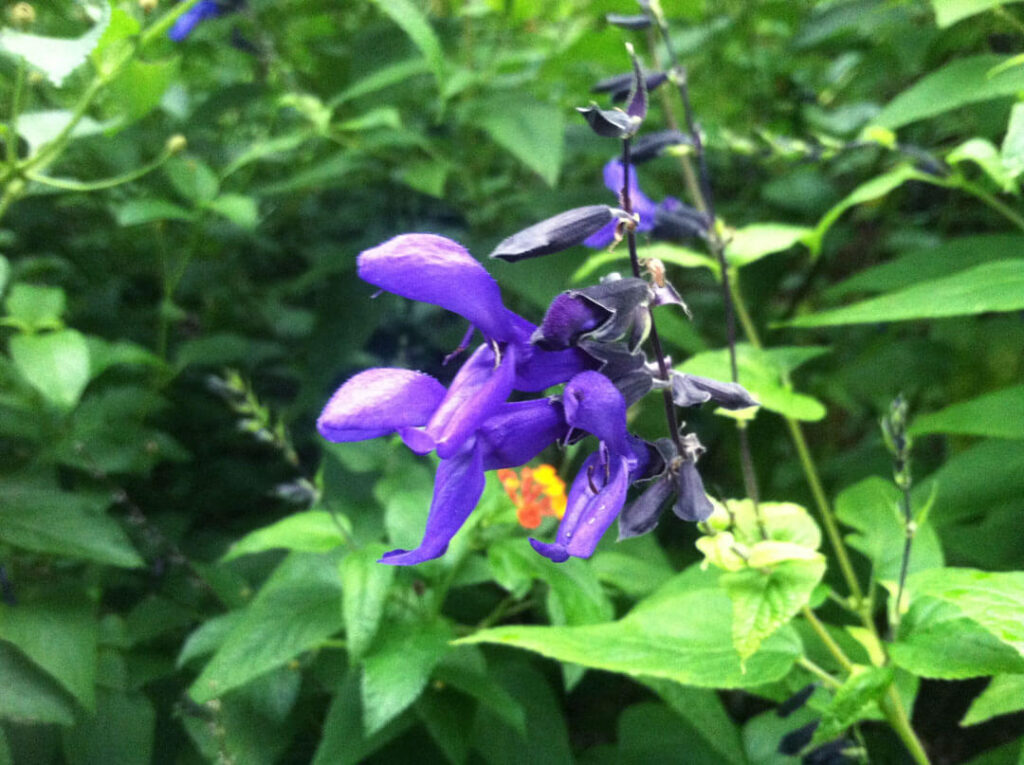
[672,459,714,521]
[317,368,446,443]
[618,475,673,540]
[602,160,657,229]
[379,442,485,565]
[515,345,592,392]
[427,343,516,459]
[168,0,222,41]
[543,451,630,560]
[563,371,631,457]
[358,234,516,342]
[478,399,566,470]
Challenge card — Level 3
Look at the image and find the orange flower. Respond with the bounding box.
[497,464,567,529]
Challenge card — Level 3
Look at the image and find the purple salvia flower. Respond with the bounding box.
[168,0,229,42]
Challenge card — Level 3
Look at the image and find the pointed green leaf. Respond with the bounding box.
[61,688,155,765]
[10,329,90,410]
[115,198,195,226]
[786,260,1024,327]
[725,223,811,267]
[642,680,746,765]
[961,675,1024,726]
[0,4,112,86]
[910,385,1024,440]
[932,0,1024,27]
[222,511,350,561]
[340,545,395,661]
[812,665,894,746]
[366,0,445,85]
[473,99,565,187]
[0,642,75,725]
[3,284,65,331]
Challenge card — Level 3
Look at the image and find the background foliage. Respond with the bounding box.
[2,0,1024,762]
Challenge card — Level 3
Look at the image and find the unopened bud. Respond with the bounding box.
[139,0,158,12]
[166,134,187,154]
[10,3,35,25]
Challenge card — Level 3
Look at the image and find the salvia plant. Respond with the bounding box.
[1,1,1024,764]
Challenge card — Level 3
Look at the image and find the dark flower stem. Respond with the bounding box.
[621,138,683,455]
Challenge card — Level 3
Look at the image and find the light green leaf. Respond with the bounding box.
[947,138,1017,192]
[812,665,894,745]
[589,550,675,599]
[722,557,826,662]
[257,152,363,196]
[874,54,1024,129]
[910,385,1024,439]
[825,234,1024,299]
[459,565,802,689]
[366,0,446,85]
[222,511,351,561]
[1002,102,1024,178]
[189,552,344,702]
[474,98,565,186]
[106,57,178,123]
[3,283,65,331]
[806,164,920,257]
[0,642,75,726]
[397,159,449,198]
[336,107,402,132]
[0,595,97,710]
[0,255,9,295]
[340,545,395,661]
[17,111,106,154]
[572,242,716,285]
[786,260,1024,327]
[165,158,219,204]
[10,330,90,410]
[329,59,431,107]
[725,223,811,267]
[62,689,154,765]
[0,4,112,86]
[205,194,259,229]
[221,131,312,178]
[0,487,143,567]
[834,477,944,583]
[931,0,1024,27]
[961,675,1024,726]
[906,568,1024,655]
[115,198,195,226]
[677,344,830,421]
[361,619,453,735]
[890,597,1024,678]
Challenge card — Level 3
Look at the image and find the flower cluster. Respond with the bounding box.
[497,465,567,529]
[317,232,755,565]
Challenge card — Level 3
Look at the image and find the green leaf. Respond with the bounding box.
[0,255,9,295]
[106,57,178,123]
[336,107,402,132]
[0,4,112,86]
[329,59,431,107]
[641,679,747,765]
[931,0,1024,27]
[909,385,1024,439]
[812,665,894,745]
[725,223,811,267]
[961,675,1024,726]
[473,98,565,186]
[3,283,65,331]
[397,159,449,198]
[0,594,97,710]
[115,198,195,226]
[416,686,472,764]
[361,619,453,735]
[834,477,944,583]
[61,689,155,765]
[433,653,526,735]
[84,337,164,378]
[0,642,75,725]
[189,552,344,702]
[890,597,1024,678]
[165,158,219,204]
[677,344,830,421]
[340,545,395,661]
[459,565,802,689]
[366,0,446,85]
[806,165,920,257]
[222,512,349,561]
[572,242,716,285]
[205,194,259,229]
[17,110,106,154]
[874,54,1024,129]
[906,568,1024,655]
[10,329,90,409]
[825,234,1024,299]
[947,138,1017,192]
[177,612,245,667]
[786,260,1024,328]
[589,550,675,599]
[722,558,826,662]
[1002,102,1024,178]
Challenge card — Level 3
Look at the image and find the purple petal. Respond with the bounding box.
[533,294,607,350]
[618,475,672,540]
[583,219,618,249]
[478,399,566,470]
[358,234,517,343]
[379,443,485,565]
[426,343,516,459]
[602,160,657,230]
[168,0,222,41]
[672,460,714,522]
[563,371,631,457]
[515,345,592,392]
[317,368,446,443]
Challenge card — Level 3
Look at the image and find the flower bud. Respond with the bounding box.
[10,2,35,25]
[671,372,758,410]
[488,205,616,262]
[576,105,641,139]
[606,13,652,29]
[631,130,691,163]
[166,134,188,154]
[139,0,158,12]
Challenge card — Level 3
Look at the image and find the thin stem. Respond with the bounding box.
[891,483,914,639]
[621,138,683,453]
[6,59,26,170]
[801,605,854,673]
[957,178,1024,232]
[797,656,841,690]
[881,687,931,765]
[26,142,179,192]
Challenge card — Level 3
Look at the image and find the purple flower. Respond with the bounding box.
[530,371,651,562]
[168,0,242,42]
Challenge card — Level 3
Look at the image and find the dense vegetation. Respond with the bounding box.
[2,0,1024,763]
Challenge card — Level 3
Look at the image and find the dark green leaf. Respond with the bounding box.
[0,642,75,725]
[61,689,154,765]
[340,544,395,661]
[473,99,565,187]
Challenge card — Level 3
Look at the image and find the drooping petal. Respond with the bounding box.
[532,293,608,350]
[672,459,714,521]
[478,399,566,470]
[358,234,517,343]
[671,372,758,410]
[563,371,631,457]
[602,159,657,229]
[168,0,223,41]
[379,442,485,565]
[618,474,673,539]
[317,368,446,443]
[426,343,516,459]
[632,130,691,163]
[488,206,617,262]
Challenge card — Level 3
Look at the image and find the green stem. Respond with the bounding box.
[957,178,1024,233]
[881,687,931,765]
[26,142,179,192]
[797,656,841,689]
[6,59,26,171]
[801,606,854,673]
